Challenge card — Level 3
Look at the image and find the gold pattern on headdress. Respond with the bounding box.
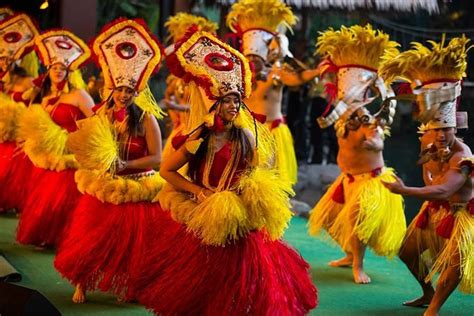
[35,29,90,71]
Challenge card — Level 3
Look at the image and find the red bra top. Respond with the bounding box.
[117,135,152,176]
[196,142,247,188]
[50,103,85,133]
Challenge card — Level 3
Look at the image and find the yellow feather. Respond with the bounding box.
[165,12,218,43]
[67,114,118,174]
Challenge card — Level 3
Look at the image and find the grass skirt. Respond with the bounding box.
[267,122,297,185]
[135,207,317,315]
[308,168,406,257]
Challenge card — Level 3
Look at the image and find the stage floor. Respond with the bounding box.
[1,213,472,315]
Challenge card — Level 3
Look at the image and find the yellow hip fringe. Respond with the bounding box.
[266,121,297,185]
[156,167,294,246]
[18,105,78,171]
[75,169,164,204]
[308,168,406,257]
[425,204,473,294]
[0,93,26,142]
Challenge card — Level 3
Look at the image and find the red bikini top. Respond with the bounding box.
[50,103,85,133]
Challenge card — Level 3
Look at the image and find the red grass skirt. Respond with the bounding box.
[0,142,16,212]
[135,207,318,316]
[16,167,80,247]
[0,151,34,212]
[54,195,162,300]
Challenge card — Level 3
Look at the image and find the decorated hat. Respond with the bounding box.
[35,29,90,71]
[92,18,164,118]
[0,13,39,60]
[226,0,296,61]
[167,27,252,132]
[315,24,400,133]
[92,18,163,94]
[379,35,471,130]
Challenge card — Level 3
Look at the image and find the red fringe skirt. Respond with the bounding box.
[0,150,34,212]
[135,207,318,316]
[16,167,80,247]
[54,195,162,300]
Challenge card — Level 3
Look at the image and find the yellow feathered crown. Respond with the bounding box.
[226,0,297,60]
[379,35,471,85]
[226,0,297,34]
[316,24,399,70]
[165,13,217,43]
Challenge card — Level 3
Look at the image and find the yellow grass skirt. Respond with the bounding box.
[266,121,297,185]
[308,168,406,257]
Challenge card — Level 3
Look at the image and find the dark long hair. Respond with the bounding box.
[187,101,254,183]
[107,97,144,136]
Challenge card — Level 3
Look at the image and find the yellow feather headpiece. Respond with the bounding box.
[226,0,297,34]
[165,13,218,43]
[379,35,471,84]
[226,0,297,60]
[316,24,399,70]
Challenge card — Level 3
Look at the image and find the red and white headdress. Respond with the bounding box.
[380,36,471,131]
[226,0,296,61]
[315,24,400,136]
[92,18,163,94]
[0,13,39,60]
[35,29,90,71]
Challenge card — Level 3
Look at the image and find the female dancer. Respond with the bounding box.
[0,13,39,212]
[135,29,317,315]
[54,18,165,303]
[15,29,94,247]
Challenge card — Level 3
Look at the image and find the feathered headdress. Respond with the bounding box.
[165,13,217,43]
[379,35,471,130]
[92,18,165,119]
[226,0,297,60]
[315,24,399,133]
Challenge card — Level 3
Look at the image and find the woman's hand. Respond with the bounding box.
[114,158,128,173]
[195,187,213,203]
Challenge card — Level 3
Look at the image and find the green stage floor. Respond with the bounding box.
[1,213,472,315]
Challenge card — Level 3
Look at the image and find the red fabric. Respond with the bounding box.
[11,92,27,103]
[270,117,286,130]
[371,167,382,177]
[117,135,151,176]
[251,111,266,124]
[469,199,474,215]
[436,213,455,239]
[396,82,413,95]
[171,133,188,150]
[50,103,85,133]
[113,107,126,122]
[196,142,246,188]
[331,180,345,204]
[415,206,429,229]
[17,168,80,247]
[54,195,162,300]
[134,208,317,315]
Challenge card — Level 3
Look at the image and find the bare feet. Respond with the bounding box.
[403,294,433,308]
[353,268,371,284]
[72,286,86,304]
[328,255,353,267]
